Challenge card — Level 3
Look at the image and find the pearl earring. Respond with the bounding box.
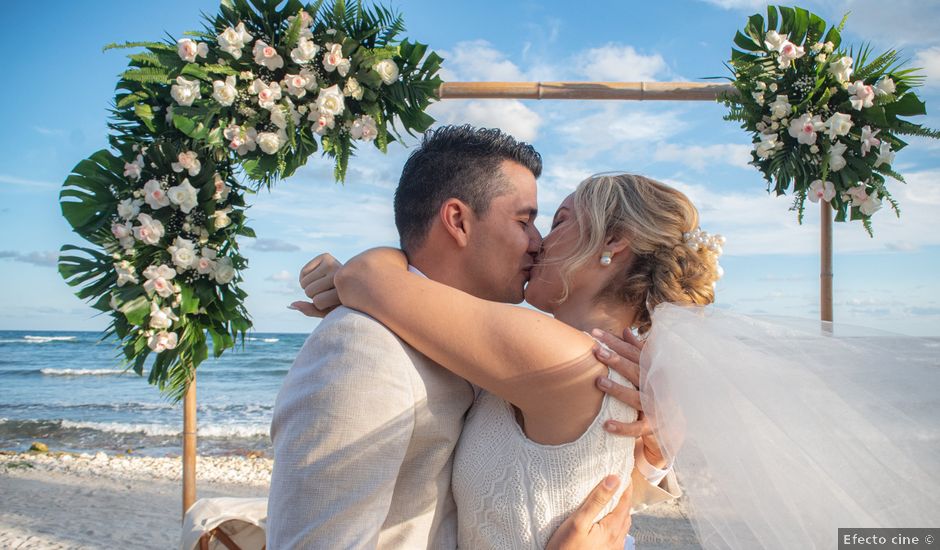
[600,251,613,266]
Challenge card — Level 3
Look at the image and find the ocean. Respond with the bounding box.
[0,330,309,457]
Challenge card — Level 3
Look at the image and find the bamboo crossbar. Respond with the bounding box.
[438,81,736,101]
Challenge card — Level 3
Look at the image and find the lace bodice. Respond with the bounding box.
[452,369,637,549]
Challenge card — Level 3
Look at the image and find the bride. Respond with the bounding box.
[298,173,940,549]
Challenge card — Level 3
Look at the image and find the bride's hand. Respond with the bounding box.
[591,328,668,469]
[290,253,343,318]
[545,475,633,550]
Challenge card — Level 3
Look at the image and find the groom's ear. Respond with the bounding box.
[439,198,474,248]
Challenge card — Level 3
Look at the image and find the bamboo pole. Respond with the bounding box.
[438,81,735,101]
[182,377,197,519]
[821,201,834,322]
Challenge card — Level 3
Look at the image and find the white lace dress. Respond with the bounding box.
[452,369,637,549]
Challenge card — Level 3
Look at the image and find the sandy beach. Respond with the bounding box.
[1,450,701,549]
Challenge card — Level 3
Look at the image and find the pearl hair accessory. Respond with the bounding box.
[600,251,613,266]
[683,227,725,256]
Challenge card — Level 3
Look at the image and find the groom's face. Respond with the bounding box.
[464,160,541,304]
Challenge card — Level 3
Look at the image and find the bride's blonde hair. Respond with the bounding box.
[555,173,720,334]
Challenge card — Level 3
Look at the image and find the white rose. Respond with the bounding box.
[828,56,854,83]
[223,123,258,155]
[143,264,177,298]
[214,257,236,284]
[257,131,285,154]
[808,180,836,203]
[847,80,875,110]
[111,221,132,240]
[374,59,399,85]
[133,213,165,246]
[874,77,896,96]
[213,209,232,230]
[167,236,197,270]
[171,151,201,177]
[310,111,335,135]
[250,79,282,110]
[290,37,320,64]
[252,39,284,71]
[195,255,217,275]
[322,43,351,76]
[343,77,364,100]
[177,38,208,63]
[217,22,253,59]
[270,103,301,129]
[828,142,848,172]
[170,76,201,107]
[349,115,378,141]
[147,331,179,352]
[149,301,179,330]
[315,84,345,116]
[769,95,791,119]
[213,174,231,202]
[117,198,143,220]
[167,178,200,214]
[824,112,853,140]
[284,72,313,98]
[212,75,237,106]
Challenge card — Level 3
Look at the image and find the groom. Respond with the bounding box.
[267,125,677,548]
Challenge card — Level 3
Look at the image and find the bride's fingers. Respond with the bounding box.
[620,328,646,352]
[604,418,651,438]
[571,475,621,527]
[288,300,329,318]
[591,328,641,365]
[596,378,642,410]
[592,344,640,388]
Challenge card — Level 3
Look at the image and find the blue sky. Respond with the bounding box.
[1,0,938,335]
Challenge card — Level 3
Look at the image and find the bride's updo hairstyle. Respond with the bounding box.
[560,173,720,334]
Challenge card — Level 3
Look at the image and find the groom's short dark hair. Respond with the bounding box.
[394,125,542,252]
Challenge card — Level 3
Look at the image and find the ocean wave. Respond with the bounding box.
[40,368,128,376]
[58,420,269,438]
[245,337,280,343]
[23,335,79,343]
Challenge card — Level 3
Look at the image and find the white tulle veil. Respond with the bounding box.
[641,304,940,549]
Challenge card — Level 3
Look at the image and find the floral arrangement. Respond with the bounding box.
[58,0,443,399]
[722,5,939,234]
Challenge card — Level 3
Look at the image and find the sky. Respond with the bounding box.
[0,0,938,335]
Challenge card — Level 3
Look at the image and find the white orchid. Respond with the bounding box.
[147,331,179,352]
[776,40,805,69]
[374,59,399,84]
[212,76,237,106]
[170,76,201,107]
[253,40,284,70]
[764,30,787,51]
[860,126,881,157]
[142,264,177,298]
[149,301,179,330]
[111,222,135,250]
[117,198,143,220]
[195,249,217,275]
[167,236,197,270]
[123,155,144,181]
[217,22,253,59]
[250,79,282,110]
[290,37,320,64]
[322,43,351,76]
[223,123,258,155]
[824,112,853,140]
[874,142,895,167]
[167,179,199,214]
[284,72,315,98]
[213,174,231,202]
[309,109,335,135]
[788,113,824,145]
[828,141,848,172]
[859,192,883,216]
[114,260,138,287]
[142,179,170,210]
[177,38,208,63]
[349,115,378,141]
[808,180,836,203]
[828,56,854,83]
[755,132,779,159]
[133,213,165,246]
[847,80,875,110]
[171,151,201,177]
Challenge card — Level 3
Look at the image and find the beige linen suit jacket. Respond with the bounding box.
[267,307,476,549]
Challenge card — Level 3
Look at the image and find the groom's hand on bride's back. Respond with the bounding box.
[546,475,633,550]
[290,253,343,318]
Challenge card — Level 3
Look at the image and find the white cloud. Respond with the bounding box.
[267,270,292,282]
[0,174,57,189]
[439,40,528,82]
[0,250,59,267]
[250,238,301,252]
[699,0,771,9]
[428,100,543,142]
[914,47,940,88]
[34,126,66,136]
[579,44,670,82]
[652,143,753,171]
